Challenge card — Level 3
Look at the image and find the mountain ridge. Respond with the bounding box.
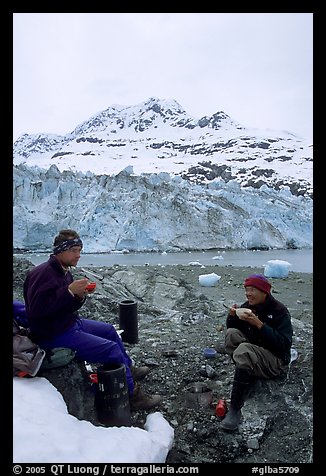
[13,97,312,197]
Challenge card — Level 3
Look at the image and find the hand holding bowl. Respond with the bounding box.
[235,308,253,319]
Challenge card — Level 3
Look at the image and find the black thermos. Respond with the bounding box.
[118,300,138,344]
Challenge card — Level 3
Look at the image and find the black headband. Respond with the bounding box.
[53,238,83,255]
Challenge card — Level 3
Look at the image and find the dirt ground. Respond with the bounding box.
[13,258,314,464]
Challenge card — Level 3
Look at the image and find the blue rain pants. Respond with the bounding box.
[38,318,134,394]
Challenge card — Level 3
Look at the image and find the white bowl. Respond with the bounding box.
[235,308,253,319]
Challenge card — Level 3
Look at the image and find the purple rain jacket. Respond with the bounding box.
[23,255,85,342]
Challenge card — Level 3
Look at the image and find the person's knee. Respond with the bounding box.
[225,328,237,344]
[225,328,236,338]
[225,328,245,354]
[232,343,256,370]
[104,324,121,342]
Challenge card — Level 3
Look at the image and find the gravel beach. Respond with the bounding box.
[13,257,314,464]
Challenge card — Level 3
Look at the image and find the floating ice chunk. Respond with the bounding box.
[290,348,298,363]
[189,261,203,266]
[199,273,221,287]
[264,259,292,278]
[212,255,224,260]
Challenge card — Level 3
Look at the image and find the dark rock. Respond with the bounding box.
[37,359,98,424]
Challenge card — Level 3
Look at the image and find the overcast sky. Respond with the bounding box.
[13,12,313,142]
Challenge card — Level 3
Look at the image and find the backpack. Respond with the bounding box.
[13,301,76,376]
[40,347,76,370]
[13,311,46,377]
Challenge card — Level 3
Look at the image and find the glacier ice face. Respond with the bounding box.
[13,164,312,252]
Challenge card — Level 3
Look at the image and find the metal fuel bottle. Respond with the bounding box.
[215,398,228,417]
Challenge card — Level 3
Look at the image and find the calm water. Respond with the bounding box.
[15,248,313,273]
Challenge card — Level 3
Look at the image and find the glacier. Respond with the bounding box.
[13,163,312,252]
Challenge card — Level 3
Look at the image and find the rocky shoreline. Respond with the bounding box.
[13,256,314,464]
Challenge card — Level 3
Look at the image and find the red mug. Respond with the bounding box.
[86,282,96,291]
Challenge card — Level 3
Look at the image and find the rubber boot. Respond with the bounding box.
[95,363,132,427]
[220,367,253,431]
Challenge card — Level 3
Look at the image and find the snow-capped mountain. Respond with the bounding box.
[14,97,312,196]
[13,97,313,252]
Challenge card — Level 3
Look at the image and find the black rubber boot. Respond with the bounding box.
[220,367,253,432]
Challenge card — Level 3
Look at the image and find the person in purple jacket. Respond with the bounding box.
[23,229,162,411]
[220,274,293,432]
